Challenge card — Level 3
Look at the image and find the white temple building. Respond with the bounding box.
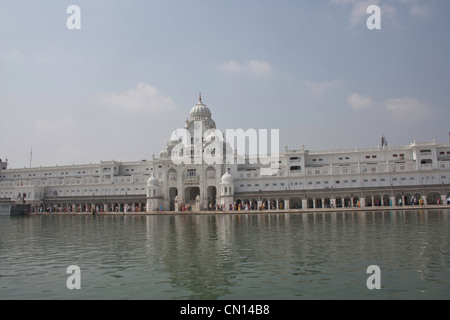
[1,95,450,213]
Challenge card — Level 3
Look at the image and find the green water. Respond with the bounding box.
[1,210,449,299]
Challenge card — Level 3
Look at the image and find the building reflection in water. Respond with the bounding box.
[141,210,450,299]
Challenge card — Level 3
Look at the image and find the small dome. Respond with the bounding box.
[169,131,181,145]
[189,93,211,120]
[147,173,159,187]
[221,169,233,184]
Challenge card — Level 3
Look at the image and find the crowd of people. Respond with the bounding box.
[28,196,450,213]
[31,204,145,214]
[205,201,276,212]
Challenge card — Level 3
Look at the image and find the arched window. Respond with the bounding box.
[169,170,177,181]
[206,168,216,179]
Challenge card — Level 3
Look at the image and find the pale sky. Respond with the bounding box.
[1,0,450,168]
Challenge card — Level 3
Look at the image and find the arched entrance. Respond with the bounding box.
[243,199,250,210]
[315,198,322,209]
[270,198,276,210]
[262,199,268,210]
[207,186,217,209]
[169,187,178,211]
[395,194,403,206]
[365,195,372,207]
[251,199,258,210]
[427,192,440,205]
[307,197,314,209]
[352,196,360,207]
[344,196,352,208]
[185,187,200,206]
[236,199,242,210]
[335,197,343,208]
[278,198,285,209]
[382,194,390,206]
[290,197,302,209]
[373,195,382,207]
[404,193,412,206]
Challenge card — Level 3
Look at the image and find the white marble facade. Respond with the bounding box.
[1,95,450,212]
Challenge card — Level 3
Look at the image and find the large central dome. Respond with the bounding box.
[189,93,211,120]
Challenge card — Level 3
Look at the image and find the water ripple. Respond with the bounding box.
[1,210,449,299]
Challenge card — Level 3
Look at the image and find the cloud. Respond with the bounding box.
[1,48,23,59]
[330,0,399,29]
[97,83,175,111]
[34,53,51,64]
[385,97,431,123]
[1,48,25,70]
[32,116,90,165]
[1,48,50,65]
[330,0,379,28]
[53,144,84,165]
[35,116,75,132]
[350,0,379,28]
[219,59,274,77]
[409,2,435,18]
[304,80,342,98]
[220,60,241,74]
[347,93,373,111]
[332,0,435,30]
[399,0,435,18]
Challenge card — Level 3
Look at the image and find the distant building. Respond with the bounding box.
[1,96,449,212]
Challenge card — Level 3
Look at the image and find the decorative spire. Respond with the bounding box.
[198,92,202,104]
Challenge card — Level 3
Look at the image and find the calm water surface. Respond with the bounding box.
[1,209,449,299]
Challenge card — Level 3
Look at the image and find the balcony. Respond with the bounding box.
[184,176,199,185]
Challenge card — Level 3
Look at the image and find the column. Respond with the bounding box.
[360,198,366,208]
[302,199,307,209]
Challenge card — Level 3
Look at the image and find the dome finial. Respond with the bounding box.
[189,93,211,120]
